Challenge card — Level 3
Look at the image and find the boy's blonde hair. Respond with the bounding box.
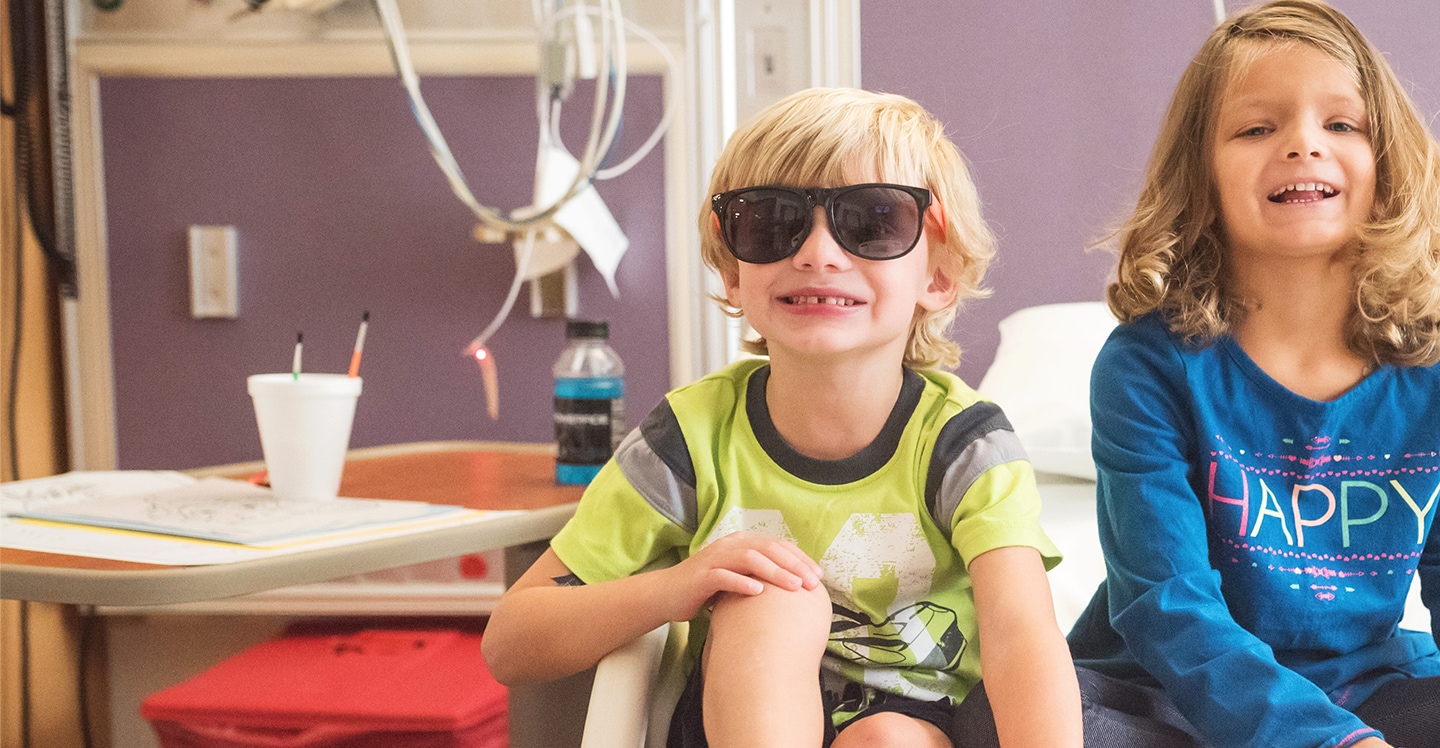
[1107,0,1440,366]
[699,87,995,371]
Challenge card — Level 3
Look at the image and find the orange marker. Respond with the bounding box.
[347,311,370,378]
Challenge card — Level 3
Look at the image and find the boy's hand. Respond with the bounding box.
[662,532,824,621]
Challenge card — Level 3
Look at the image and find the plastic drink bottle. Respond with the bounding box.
[553,320,625,485]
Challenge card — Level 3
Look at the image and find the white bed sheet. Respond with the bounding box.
[1035,473,1432,636]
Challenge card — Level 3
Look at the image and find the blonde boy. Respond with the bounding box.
[484,88,1081,748]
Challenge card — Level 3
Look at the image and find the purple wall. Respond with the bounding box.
[103,2,1440,469]
[102,76,669,469]
[862,0,1440,384]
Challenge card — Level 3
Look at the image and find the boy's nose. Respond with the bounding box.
[791,207,850,270]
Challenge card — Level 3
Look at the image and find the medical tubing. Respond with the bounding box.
[372,0,613,232]
[464,229,538,357]
[375,0,662,359]
[538,3,676,180]
[535,4,677,181]
[537,0,626,180]
[373,0,504,225]
[594,15,677,180]
[571,0,618,180]
[540,0,617,199]
[380,0,600,362]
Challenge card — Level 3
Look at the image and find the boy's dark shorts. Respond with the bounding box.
[666,661,958,747]
[667,664,1217,748]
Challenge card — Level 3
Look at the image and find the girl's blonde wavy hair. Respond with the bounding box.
[698,87,995,371]
[1108,0,1440,366]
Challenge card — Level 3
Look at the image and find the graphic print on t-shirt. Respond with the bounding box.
[703,506,965,686]
[1205,431,1439,606]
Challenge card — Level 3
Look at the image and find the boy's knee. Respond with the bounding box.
[710,581,832,641]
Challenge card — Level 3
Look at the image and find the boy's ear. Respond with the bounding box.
[918,264,958,312]
[918,201,957,312]
[721,268,742,309]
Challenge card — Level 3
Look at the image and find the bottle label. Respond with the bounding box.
[554,376,624,485]
[554,396,615,465]
[554,377,624,399]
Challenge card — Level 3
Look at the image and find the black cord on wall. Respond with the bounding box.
[6,0,34,485]
[7,174,22,488]
[6,0,90,745]
[3,13,31,743]
[18,602,31,748]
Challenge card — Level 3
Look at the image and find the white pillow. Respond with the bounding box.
[977,302,1117,481]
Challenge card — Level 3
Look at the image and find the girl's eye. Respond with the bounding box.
[1326,121,1358,133]
[1238,126,1268,137]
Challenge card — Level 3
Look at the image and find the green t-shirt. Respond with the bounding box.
[550,359,1061,723]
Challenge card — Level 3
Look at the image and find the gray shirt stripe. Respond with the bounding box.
[931,429,1029,533]
[613,400,699,533]
[924,402,1027,534]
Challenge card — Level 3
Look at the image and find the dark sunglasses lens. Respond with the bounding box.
[830,186,923,259]
[720,189,811,263]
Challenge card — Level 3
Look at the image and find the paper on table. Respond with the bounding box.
[0,470,521,566]
[0,510,517,566]
[7,475,468,546]
[1,470,197,514]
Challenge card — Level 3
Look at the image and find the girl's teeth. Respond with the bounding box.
[1270,182,1337,198]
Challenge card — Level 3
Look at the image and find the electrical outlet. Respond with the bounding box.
[189,225,238,319]
[731,0,811,126]
[748,27,789,97]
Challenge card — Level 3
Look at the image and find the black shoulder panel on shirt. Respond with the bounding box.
[924,401,1015,524]
[640,398,697,489]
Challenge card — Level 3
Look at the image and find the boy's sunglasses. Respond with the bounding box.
[710,183,932,264]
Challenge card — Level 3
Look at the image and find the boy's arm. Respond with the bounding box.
[482,548,678,686]
[970,545,1082,748]
[482,534,823,686]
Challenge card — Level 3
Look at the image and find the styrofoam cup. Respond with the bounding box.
[247,373,362,500]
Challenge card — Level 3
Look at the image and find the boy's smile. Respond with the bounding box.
[781,293,860,308]
[1211,42,1375,266]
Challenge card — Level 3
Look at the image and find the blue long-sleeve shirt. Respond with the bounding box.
[1067,314,1440,748]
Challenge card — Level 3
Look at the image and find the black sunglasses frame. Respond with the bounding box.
[710,183,933,264]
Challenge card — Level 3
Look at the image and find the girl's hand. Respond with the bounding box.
[1350,739,1394,748]
[660,532,824,621]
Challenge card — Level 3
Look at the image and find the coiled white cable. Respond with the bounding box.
[372,0,623,233]
[537,4,679,181]
[373,0,676,405]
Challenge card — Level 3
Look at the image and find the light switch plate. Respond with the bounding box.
[189,225,238,319]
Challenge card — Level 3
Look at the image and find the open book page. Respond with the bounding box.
[1,470,198,515]
[5,475,467,546]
